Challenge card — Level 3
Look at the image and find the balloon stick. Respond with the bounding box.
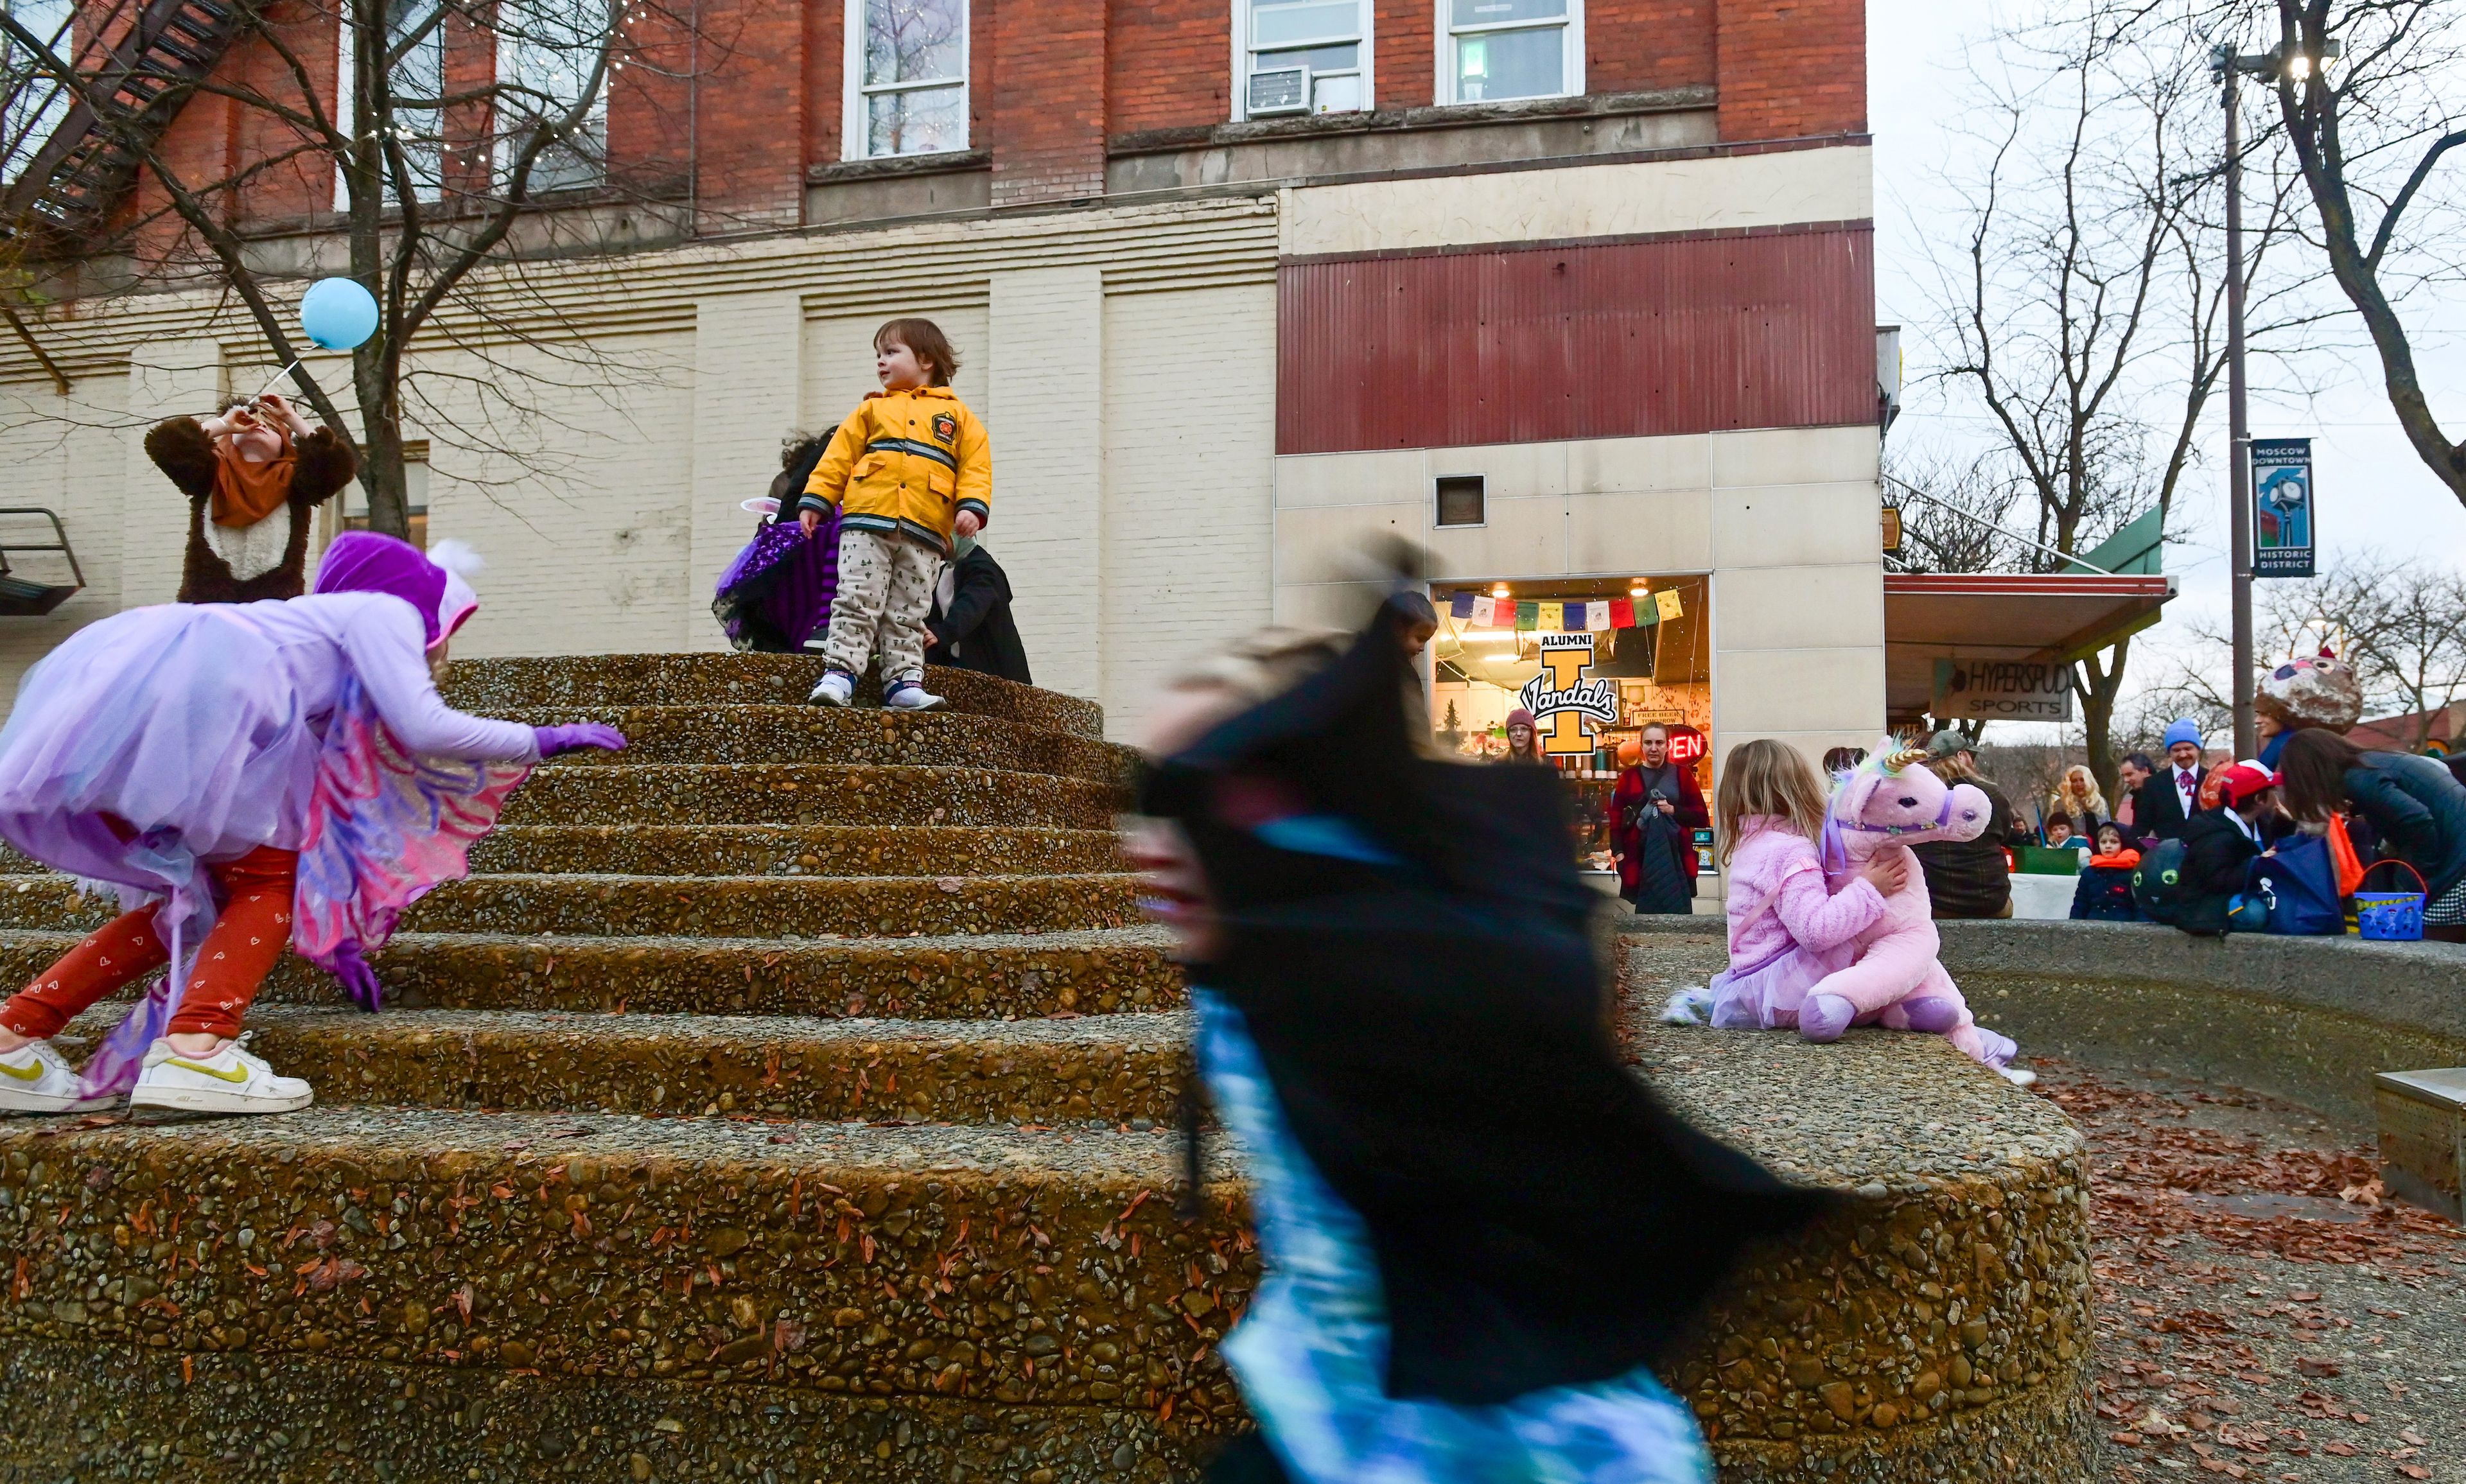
[254,359,301,402]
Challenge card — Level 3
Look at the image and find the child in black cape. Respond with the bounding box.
[1125,594,1835,1484]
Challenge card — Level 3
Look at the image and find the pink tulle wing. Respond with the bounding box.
[292,674,530,977]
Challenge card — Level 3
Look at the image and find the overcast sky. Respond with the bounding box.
[1869,0,2466,737]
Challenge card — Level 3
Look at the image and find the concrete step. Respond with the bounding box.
[467,825,1126,878]
[502,705,1128,783]
[0,926,1184,1018]
[0,873,1142,941]
[0,1104,1251,1417]
[52,1006,1193,1125]
[442,656,1105,740]
[500,763,1123,829]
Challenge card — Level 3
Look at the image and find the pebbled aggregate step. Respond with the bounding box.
[138,1006,1194,1125]
[442,656,1104,740]
[0,926,1187,1019]
[0,1106,1254,1417]
[0,873,1143,940]
[498,763,1124,829]
[500,705,1130,783]
[468,825,1126,878]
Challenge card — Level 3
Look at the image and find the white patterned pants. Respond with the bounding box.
[822,527,938,684]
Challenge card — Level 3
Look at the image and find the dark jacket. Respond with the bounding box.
[2171,809,2284,936]
[2132,766,2207,842]
[2342,752,2466,902]
[924,547,1031,685]
[1914,776,2015,918]
[2069,853,2142,921]
[147,417,358,604]
[1148,597,1831,1405]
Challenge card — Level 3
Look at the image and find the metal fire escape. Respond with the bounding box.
[1,0,249,240]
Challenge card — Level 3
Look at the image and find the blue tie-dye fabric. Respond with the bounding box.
[1192,988,1715,1484]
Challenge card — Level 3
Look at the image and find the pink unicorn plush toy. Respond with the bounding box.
[1805,742,2022,1075]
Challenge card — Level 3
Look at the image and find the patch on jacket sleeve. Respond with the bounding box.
[931,412,958,444]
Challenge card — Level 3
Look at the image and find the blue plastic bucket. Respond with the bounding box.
[2356,860,2426,942]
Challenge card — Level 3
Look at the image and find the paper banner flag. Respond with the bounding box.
[1470,595,1496,627]
[1449,592,1476,620]
[1609,597,1636,629]
[1515,600,1539,631]
[1537,600,1564,632]
[1584,600,1611,632]
[1656,588,1684,622]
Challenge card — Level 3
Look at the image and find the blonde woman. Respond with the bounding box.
[1706,740,1907,1031]
[2046,765,2110,837]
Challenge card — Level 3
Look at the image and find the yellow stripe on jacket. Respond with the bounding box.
[800,385,992,554]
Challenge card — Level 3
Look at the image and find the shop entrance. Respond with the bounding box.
[1428,574,1712,879]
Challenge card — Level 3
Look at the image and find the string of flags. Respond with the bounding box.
[1446,588,1685,633]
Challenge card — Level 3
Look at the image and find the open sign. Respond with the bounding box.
[1661,724,1706,765]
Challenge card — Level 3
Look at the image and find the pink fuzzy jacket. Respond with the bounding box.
[1724,817,1887,968]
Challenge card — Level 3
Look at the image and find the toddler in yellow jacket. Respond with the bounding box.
[803,318,993,711]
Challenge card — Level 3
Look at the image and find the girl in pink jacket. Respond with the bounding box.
[1708,740,1908,1030]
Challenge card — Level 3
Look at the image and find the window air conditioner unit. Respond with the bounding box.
[1248,66,1310,117]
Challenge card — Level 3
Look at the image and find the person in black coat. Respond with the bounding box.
[2280,728,2466,940]
[2132,720,2212,842]
[2168,764,2291,936]
[923,541,1032,685]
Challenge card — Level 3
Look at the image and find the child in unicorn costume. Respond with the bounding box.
[0,532,624,1116]
[1710,740,2025,1080]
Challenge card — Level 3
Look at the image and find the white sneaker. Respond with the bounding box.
[883,678,946,711]
[129,1034,313,1115]
[1999,1065,2039,1088]
[0,1039,85,1113]
[809,670,855,708]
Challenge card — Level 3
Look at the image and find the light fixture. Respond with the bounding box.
[1491,582,1510,599]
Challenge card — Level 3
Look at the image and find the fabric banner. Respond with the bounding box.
[1471,595,1496,627]
[1537,601,1564,632]
[1439,589,1686,634]
[1516,600,1539,631]
[1609,597,1636,629]
[1584,600,1611,632]
[1450,592,1477,620]
[1655,589,1684,622]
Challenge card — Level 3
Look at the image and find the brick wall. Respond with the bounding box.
[1108,0,1226,135]
[1715,0,1864,143]
[986,0,1107,205]
[807,0,844,164]
[1372,0,1431,110]
[1589,0,1715,98]
[681,0,808,225]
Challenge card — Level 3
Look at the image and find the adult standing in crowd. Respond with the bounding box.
[1609,722,1710,914]
[2113,752,2154,838]
[1502,709,1543,764]
[1911,729,2015,919]
[924,537,1032,684]
[2279,729,2466,942]
[2047,765,2109,841]
[2133,721,2210,842]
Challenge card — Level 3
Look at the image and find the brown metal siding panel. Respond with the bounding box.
[1276,227,1876,455]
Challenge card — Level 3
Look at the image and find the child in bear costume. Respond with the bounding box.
[1801,742,2026,1078]
[147,391,359,604]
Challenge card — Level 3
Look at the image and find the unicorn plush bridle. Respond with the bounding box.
[1819,747,1951,869]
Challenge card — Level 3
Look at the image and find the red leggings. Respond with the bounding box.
[0,846,297,1042]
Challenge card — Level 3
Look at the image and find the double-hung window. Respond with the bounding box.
[1239,0,1367,119]
[332,0,449,206]
[848,0,968,158]
[494,0,612,193]
[1444,0,1578,105]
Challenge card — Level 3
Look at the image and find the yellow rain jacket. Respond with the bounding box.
[800,385,992,554]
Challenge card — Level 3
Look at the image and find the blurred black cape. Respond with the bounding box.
[1146,598,1835,1407]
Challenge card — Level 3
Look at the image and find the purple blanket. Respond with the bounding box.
[713,510,839,652]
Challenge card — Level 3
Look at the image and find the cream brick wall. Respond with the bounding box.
[986,267,1105,700]
[690,292,805,654]
[0,371,131,702]
[1098,284,1277,742]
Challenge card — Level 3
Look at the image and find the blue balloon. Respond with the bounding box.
[299,277,379,351]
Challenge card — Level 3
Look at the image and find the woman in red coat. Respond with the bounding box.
[1609,724,1710,914]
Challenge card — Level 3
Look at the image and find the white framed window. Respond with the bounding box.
[844,0,968,159]
[1234,0,1369,120]
[494,0,612,192]
[1440,0,1580,105]
[333,0,450,207]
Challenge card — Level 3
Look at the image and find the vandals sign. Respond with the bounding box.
[1520,634,1619,755]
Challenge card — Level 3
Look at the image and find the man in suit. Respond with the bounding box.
[2133,719,2211,842]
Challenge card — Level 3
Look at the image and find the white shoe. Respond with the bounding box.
[809,670,855,708]
[128,1034,313,1115]
[0,1039,86,1113]
[1998,1065,2039,1088]
[883,678,946,711]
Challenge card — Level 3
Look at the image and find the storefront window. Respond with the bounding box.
[1428,575,1711,880]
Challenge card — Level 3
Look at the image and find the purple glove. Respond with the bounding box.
[533,723,627,758]
[331,941,383,1013]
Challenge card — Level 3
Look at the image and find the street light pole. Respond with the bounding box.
[2221,55,2256,759]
